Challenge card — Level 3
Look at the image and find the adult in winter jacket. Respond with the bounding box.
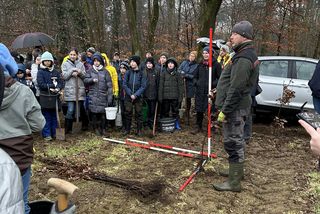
[0,43,45,214]
[62,48,87,133]
[178,51,198,122]
[143,57,159,129]
[214,21,259,192]
[84,52,113,136]
[37,51,63,141]
[158,58,184,129]
[309,60,320,113]
[123,55,147,136]
[193,47,222,132]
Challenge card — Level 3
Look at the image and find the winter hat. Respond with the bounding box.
[231,21,253,40]
[220,45,230,53]
[129,55,141,66]
[17,64,26,73]
[80,52,87,62]
[86,47,96,54]
[165,57,178,68]
[145,57,155,67]
[160,52,169,59]
[92,52,105,66]
[41,51,54,62]
[120,61,130,70]
[203,46,214,55]
[113,52,120,56]
[0,43,18,77]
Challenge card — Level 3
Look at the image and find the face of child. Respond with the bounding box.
[120,66,126,74]
[220,49,227,57]
[17,72,24,78]
[146,62,153,69]
[94,59,101,67]
[130,60,138,69]
[146,52,152,58]
[87,51,93,58]
[159,56,167,65]
[43,60,52,67]
[69,50,78,62]
[36,57,41,65]
[189,53,196,62]
[168,62,175,69]
[202,51,209,60]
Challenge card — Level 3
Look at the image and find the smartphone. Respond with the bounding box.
[297,111,320,129]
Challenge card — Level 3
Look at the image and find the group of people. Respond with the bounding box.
[3,20,320,214]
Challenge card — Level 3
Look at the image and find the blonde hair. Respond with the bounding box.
[190,51,198,58]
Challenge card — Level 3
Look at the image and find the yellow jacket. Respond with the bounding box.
[101,53,119,96]
[217,54,231,69]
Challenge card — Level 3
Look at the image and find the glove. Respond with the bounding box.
[217,111,225,123]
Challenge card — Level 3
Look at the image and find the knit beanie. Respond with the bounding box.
[231,21,254,40]
[87,47,96,54]
[92,52,105,67]
[203,46,214,55]
[145,57,155,67]
[0,43,18,77]
[17,64,26,73]
[41,51,54,62]
[120,61,130,70]
[129,55,141,66]
[160,52,169,59]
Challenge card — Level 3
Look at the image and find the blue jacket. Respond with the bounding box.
[123,68,147,99]
[37,65,63,92]
[309,60,320,98]
[178,60,198,98]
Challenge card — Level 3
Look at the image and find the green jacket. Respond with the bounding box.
[215,41,259,114]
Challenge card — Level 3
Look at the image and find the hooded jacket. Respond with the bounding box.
[0,148,24,214]
[102,53,119,97]
[0,78,45,173]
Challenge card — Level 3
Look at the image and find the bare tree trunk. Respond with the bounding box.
[167,0,175,35]
[198,0,222,37]
[123,0,142,55]
[146,0,159,52]
[314,31,320,58]
[111,0,121,53]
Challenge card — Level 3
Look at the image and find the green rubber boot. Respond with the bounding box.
[218,165,244,179]
[213,162,244,192]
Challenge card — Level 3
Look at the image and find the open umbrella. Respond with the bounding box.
[11,32,54,49]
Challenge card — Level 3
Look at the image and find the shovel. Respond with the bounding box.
[56,99,65,141]
[72,77,82,133]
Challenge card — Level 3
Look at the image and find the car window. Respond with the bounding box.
[259,60,288,78]
[295,61,317,80]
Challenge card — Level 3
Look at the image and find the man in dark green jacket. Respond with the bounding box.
[213,21,259,192]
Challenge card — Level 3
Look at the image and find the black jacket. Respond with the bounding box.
[309,60,320,98]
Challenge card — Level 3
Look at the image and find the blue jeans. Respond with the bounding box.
[313,96,320,114]
[22,167,32,214]
[66,101,75,120]
[42,109,57,138]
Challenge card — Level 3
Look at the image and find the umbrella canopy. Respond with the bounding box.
[11,32,54,50]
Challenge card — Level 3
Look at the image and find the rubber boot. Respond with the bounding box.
[136,122,142,136]
[218,166,244,179]
[175,119,181,130]
[213,162,244,192]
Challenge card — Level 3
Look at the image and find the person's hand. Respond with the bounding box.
[72,71,78,77]
[217,111,225,123]
[93,78,98,83]
[131,95,136,100]
[50,88,55,92]
[299,119,320,156]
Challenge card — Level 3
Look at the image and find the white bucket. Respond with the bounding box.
[105,107,117,120]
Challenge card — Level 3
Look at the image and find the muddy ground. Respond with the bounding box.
[29,118,319,214]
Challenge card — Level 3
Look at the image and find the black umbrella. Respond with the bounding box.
[11,32,54,49]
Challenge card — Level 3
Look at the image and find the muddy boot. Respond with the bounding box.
[213,162,243,192]
[218,164,244,179]
[136,123,142,136]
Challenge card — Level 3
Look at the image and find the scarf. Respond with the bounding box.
[93,65,103,71]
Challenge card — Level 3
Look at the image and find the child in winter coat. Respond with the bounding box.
[15,64,36,95]
[37,51,63,141]
[84,52,113,136]
[143,57,159,129]
[123,55,147,136]
[118,61,130,130]
[158,58,183,129]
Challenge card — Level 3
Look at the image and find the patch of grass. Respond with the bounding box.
[45,137,103,158]
[307,172,320,213]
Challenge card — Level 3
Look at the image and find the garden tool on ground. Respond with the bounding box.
[72,76,82,133]
[55,99,65,141]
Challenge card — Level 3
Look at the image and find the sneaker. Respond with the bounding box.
[44,136,52,141]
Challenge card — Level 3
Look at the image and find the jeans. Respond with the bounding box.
[66,101,75,120]
[22,167,32,214]
[42,109,57,138]
[313,96,320,114]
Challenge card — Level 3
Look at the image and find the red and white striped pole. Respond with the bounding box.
[103,138,210,159]
[126,138,217,158]
[208,28,213,159]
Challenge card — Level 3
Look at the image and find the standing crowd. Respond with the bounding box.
[0,20,266,214]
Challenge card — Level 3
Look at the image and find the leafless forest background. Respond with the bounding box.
[0,0,319,61]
